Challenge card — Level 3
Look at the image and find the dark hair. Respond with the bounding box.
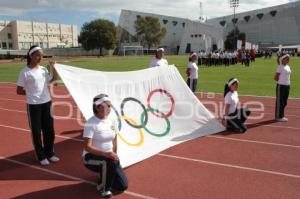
[224,77,236,97]
[92,94,109,115]
[27,45,40,65]
[188,51,196,62]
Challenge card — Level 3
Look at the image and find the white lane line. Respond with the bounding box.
[0,156,155,199]
[1,105,300,130]
[0,124,83,142]
[1,121,300,150]
[207,135,300,148]
[1,124,300,182]
[0,107,80,121]
[158,153,300,179]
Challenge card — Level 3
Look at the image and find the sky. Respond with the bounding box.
[0,0,298,32]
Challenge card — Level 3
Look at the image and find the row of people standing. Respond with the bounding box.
[148,48,292,132]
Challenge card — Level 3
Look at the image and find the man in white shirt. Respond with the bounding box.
[149,48,168,67]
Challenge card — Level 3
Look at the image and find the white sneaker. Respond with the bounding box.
[101,190,112,198]
[40,158,50,166]
[277,117,288,122]
[48,156,60,162]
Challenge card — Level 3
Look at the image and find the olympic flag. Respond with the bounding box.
[54,64,225,167]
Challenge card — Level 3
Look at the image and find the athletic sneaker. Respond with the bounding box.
[276,117,288,122]
[101,190,112,198]
[40,158,50,166]
[48,156,60,162]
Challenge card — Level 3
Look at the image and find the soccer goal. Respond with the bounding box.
[121,46,144,56]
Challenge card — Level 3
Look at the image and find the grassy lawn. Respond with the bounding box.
[0,55,299,98]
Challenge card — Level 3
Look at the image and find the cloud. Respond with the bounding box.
[0,0,296,20]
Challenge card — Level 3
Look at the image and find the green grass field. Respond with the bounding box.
[0,55,299,98]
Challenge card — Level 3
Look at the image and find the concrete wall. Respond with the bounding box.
[207,1,300,47]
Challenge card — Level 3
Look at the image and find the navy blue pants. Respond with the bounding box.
[83,153,128,194]
[27,101,55,161]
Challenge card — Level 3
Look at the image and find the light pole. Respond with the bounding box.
[230,0,239,49]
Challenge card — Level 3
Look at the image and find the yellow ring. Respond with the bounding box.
[116,115,144,147]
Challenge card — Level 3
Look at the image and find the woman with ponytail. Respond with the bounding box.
[16,45,59,166]
[222,78,251,133]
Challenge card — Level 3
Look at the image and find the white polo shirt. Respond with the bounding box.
[17,65,52,104]
[276,64,291,86]
[82,116,116,156]
[149,58,168,68]
[187,62,198,79]
[224,91,239,114]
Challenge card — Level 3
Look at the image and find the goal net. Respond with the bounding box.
[121,46,144,56]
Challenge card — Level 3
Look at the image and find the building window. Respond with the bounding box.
[191,35,194,38]
[244,15,251,22]
[182,23,185,28]
[270,10,277,17]
[8,43,13,49]
[2,42,7,49]
[7,33,12,39]
[219,20,226,26]
[256,13,264,20]
[163,19,168,24]
[232,18,238,24]
[195,35,198,38]
[172,21,178,26]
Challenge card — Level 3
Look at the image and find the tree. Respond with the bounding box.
[224,27,246,50]
[135,16,166,50]
[79,19,116,56]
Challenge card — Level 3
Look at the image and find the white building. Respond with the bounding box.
[118,10,224,54]
[207,1,300,47]
[0,20,78,50]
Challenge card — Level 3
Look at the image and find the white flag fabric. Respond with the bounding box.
[54,64,225,167]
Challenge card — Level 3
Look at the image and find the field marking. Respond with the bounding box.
[0,156,155,199]
[1,123,299,150]
[0,124,83,142]
[158,153,300,179]
[207,135,300,148]
[2,106,300,131]
[1,123,300,182]
[0,107,80,121]
[1,83,299,100]
[196,92,300,100]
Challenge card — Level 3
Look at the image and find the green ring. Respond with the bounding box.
[140,108,171,137]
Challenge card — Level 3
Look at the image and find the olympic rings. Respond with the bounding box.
[140,108,171,137]
[147,88,175,118]
[121,97,148,128]
[110,88,175,147]
[116,115,144,147]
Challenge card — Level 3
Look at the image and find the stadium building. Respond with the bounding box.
[118,1,300,54]
[118,10,224,55]
[207,1,300,48]
[0,20,78,50]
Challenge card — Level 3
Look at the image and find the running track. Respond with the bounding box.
[0,83,299,199]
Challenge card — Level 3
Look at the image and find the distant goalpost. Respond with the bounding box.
[122,46,144,56]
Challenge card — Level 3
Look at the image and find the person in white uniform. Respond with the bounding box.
[274,54,291,122]
[149,48,168,67]
[16,45,59,166]
[186,52,199,92]
[82,94,128,198]
[222,78,251,133]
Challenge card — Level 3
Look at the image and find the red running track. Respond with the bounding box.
[0,83,299,199]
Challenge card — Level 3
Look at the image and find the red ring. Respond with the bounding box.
[147,88,175,118]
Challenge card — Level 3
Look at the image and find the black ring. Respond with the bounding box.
[120,97,148,129]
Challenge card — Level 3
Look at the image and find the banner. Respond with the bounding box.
[55,64,225,167]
